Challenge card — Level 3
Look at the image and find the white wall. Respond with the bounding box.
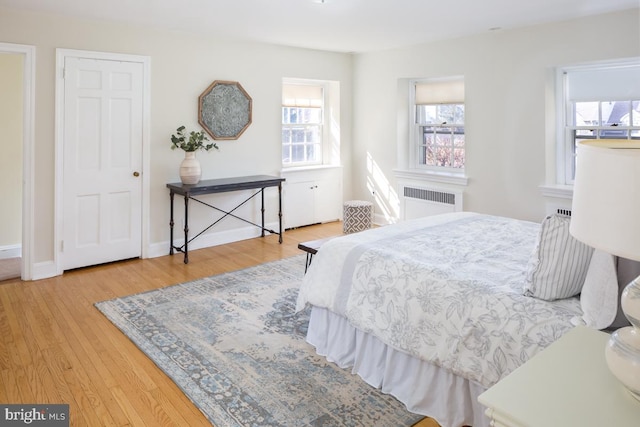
[1,5,638,273]
[351,9,640,222]
[0,53,23,249]
[0,7,353,268]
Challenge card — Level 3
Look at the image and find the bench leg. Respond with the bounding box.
[304,253,314,273]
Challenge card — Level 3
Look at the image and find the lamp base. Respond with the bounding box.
[605,274,640,399]
[605,326,640,401]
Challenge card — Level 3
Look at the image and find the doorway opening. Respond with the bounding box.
[0,43,35,281]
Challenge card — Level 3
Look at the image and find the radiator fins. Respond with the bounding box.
[403,187,456,205]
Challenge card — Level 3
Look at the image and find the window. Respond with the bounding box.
[412,78,465,172]
[559,60,640,184]
[282,82,324,167]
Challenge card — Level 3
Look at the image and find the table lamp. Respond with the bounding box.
[569,139,640,401]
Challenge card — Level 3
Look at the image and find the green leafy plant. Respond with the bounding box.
[170,126,219,152]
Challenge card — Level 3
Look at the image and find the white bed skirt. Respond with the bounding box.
[307,306,490,427]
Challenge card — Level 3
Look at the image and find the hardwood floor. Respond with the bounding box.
[0,221,343,426]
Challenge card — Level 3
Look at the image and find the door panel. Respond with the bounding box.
[63,57,143,270]
[108,191,133,241]
[76,195,100,247]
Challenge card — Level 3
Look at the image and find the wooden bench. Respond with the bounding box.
[298,237,334,273]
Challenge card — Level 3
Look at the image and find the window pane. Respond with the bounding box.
[291,145,305,163]
[598,129,627,139]
[290,108,301,124]
[417,104,464,125]
[419,126,464,168]
[436,129,452,146]
[306,144,320,163]
[453,149,465,168]
[454,106,465,124]
[282,129,291,142]
[305,127,319,142]
[575,129,595,138]
[422,127,435,146]
[291,128,305,143]
[282,146,291,164]
[423,146,433,165]
[416,105,437,124]
[437,105,455,124]
[574,101,599,126]
[286,107,322,124]
[602,101,629,126]
[305,108,322,123]
[435,146,452,167]
[454,134,465,148]
[284,108,297,124]
[620,101,640,126]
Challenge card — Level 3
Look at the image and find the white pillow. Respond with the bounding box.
[579,249,618,329]
[524,214,594,301]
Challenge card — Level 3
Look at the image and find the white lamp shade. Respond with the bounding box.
[569,140,640,262]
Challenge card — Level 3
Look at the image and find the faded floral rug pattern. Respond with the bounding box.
[95,256,422,427]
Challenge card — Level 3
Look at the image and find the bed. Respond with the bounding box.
[295,212,588,427]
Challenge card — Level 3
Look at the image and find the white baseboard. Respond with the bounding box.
[31,260,58,281]
[147,222,282,259]
[19,223,283,280]
[0,244,21,259]
[373,213,397,226]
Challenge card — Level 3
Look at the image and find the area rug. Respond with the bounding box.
[96,255,424,427]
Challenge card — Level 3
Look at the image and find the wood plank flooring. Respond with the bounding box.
[0,221,343,426]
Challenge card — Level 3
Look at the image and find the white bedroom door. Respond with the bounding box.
[62,56,144,270]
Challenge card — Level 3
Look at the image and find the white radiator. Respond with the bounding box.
[545,205,573,217]
[401,186,463,220]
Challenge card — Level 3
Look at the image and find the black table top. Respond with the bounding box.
[167,175,285,196]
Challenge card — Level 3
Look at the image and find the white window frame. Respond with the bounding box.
[556,58,640,185]
[282,79,331,168]
[409,78,465,175]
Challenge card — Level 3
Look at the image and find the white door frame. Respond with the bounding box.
[54,48,151,275]
[0,42,35,281]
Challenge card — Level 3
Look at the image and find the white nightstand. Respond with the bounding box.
[478,326,640,427]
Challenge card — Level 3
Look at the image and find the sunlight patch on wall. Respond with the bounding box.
[366,152,399,223]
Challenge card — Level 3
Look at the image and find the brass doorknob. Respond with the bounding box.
[133,171,140,177]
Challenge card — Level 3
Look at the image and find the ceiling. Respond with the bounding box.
[1,0,638,53]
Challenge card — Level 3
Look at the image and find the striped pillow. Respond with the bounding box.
[523,214,594,301]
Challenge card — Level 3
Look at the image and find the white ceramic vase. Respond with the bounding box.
[179,151,201,185]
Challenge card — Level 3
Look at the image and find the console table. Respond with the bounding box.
[167,175,285,264]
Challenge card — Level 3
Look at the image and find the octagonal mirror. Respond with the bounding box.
[198,80,252,140]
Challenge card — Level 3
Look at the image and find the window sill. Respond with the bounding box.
[393,169,468,186]
[539,184,573,200]
[280,164,342,174]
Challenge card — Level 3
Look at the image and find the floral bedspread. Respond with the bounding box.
[296,212,582,387]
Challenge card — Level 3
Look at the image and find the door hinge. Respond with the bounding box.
[60,240,64,252]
